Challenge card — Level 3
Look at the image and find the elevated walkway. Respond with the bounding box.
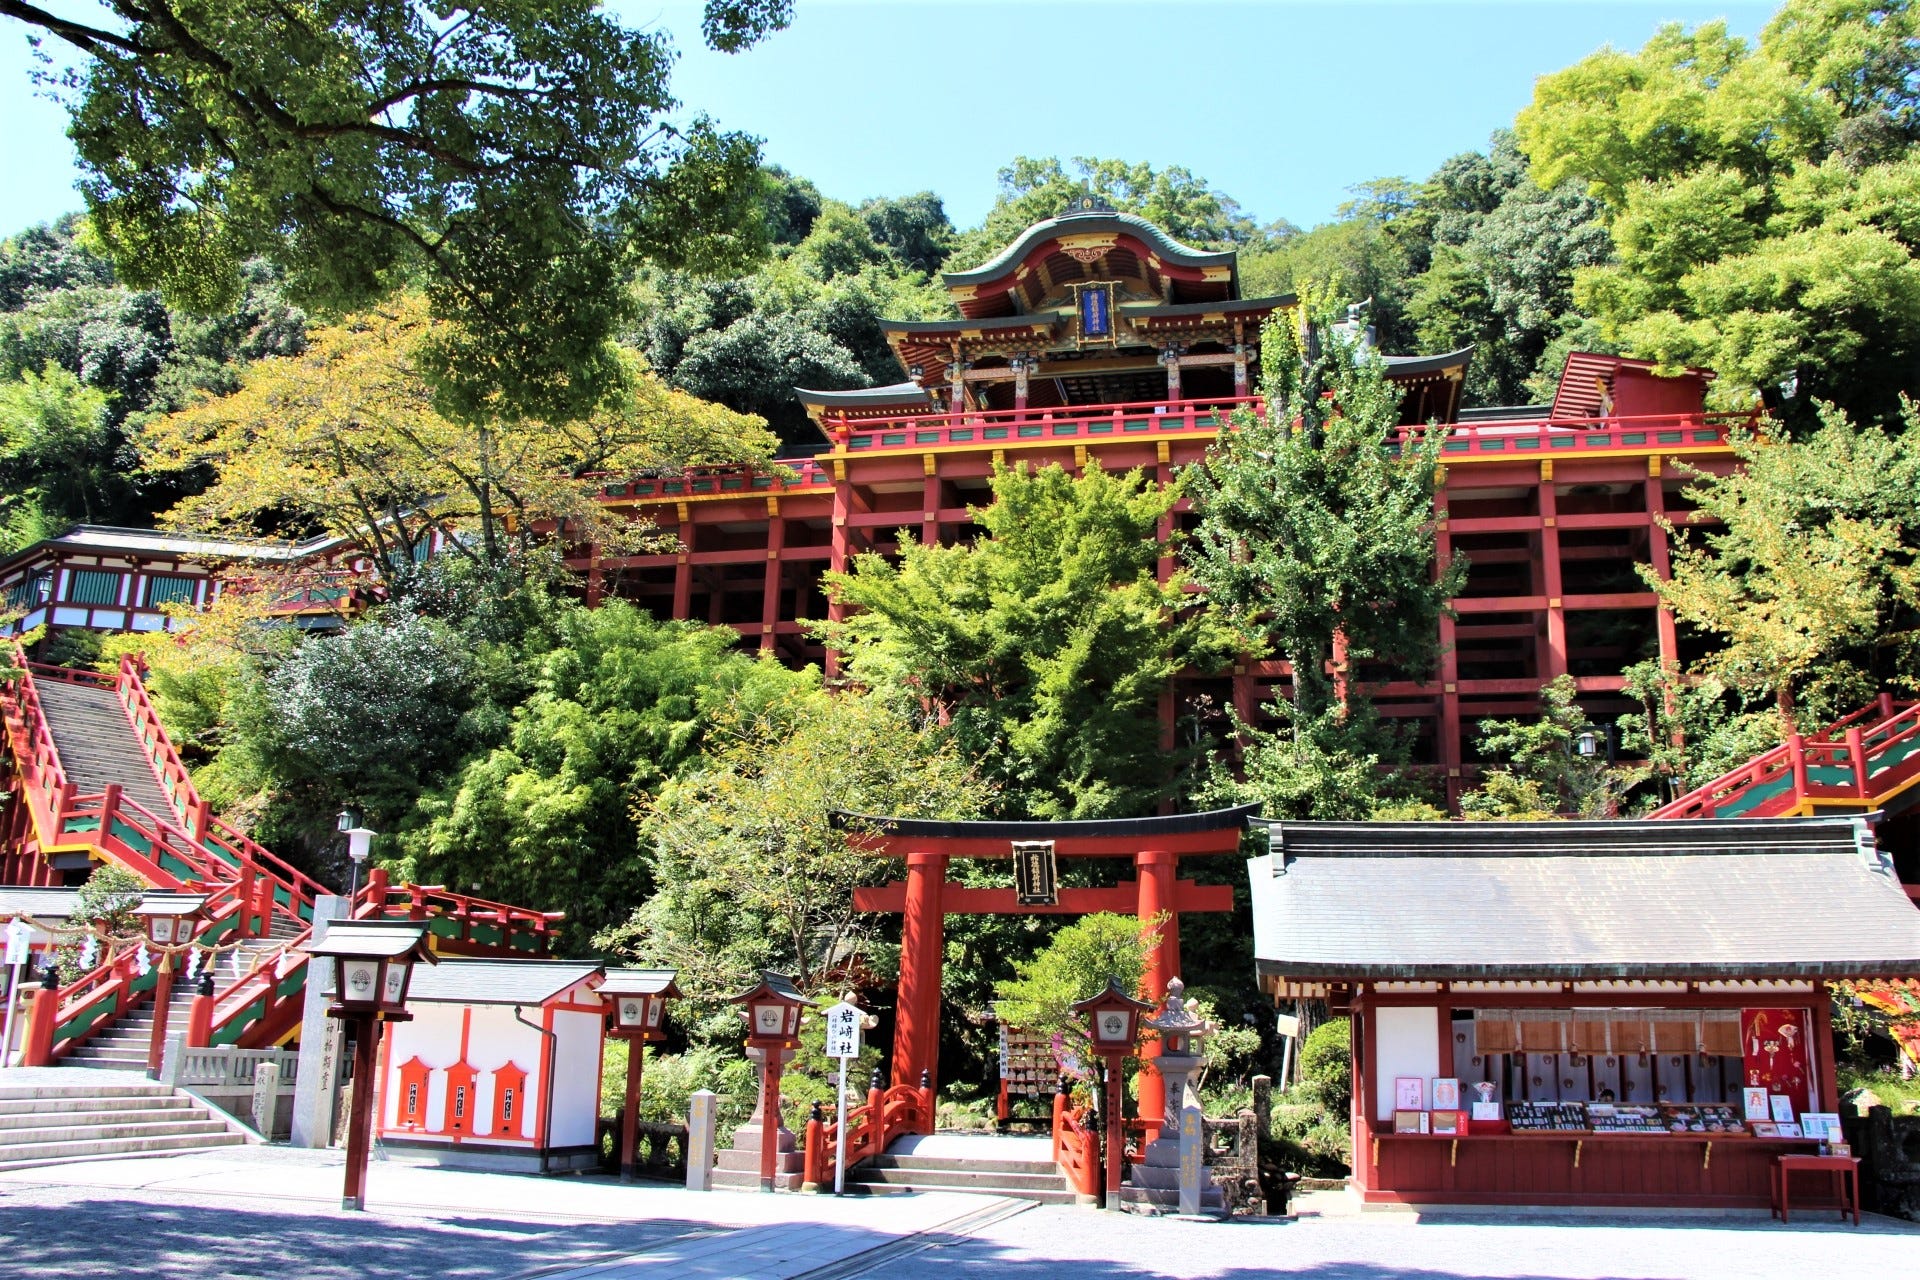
[1,644,562,1068]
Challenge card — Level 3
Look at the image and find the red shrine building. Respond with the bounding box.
[569,201,1748,790]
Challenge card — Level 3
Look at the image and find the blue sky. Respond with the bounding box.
[1,1,1782,238]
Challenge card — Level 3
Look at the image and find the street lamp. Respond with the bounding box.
[729,971,813,1192]
[1073,977,1152,1209]
[302,920,436,1211]
[337,810,375,908]
[602,968,681,1183]
[132,892,207,1077]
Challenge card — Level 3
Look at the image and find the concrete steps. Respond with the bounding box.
[0,1073,248,1171]
[841,1135,1080,1204]
[33,680,179,821]
[61,989,197,1072]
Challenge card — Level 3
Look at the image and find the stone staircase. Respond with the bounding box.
[841,1134,1081,1204]
[34,680,179,821]
[61,985,199,1072]
[0,1072,248,1171]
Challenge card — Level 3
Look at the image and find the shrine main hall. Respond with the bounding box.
[576,202,1733,791]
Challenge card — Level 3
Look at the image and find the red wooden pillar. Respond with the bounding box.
[585,542,603,608]
[759,513,786,655]
[1788,734,1810,809]
[620,1044,644,1181]
[1134,848,1179,1138]
[827,469,853,678]
[1436,480,1463,808]
[671,514,693,623]
[1644,474,1681,671]
[22,977,57,1067]
[891,851,947,1096]
[341,1014,380,1210]
[145,959,175,1076]
[185,974,215,1047]
[922,466,941,548]
[1811,999,1839,1112]
[1538,469,1568,680]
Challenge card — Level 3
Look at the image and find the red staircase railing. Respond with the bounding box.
[1052,1093,1102,1201]
[5,644,562,1054]
[801,1078,935,1191]
[1649,695,1920,821]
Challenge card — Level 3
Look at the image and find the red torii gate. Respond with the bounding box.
[838,804,1258,1133]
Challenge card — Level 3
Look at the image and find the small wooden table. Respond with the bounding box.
[1771,1154,1861,1225]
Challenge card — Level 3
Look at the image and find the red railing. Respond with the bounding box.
[1427,411,1750,462]
[829,395,1265,455]
[369,880,565,945]
[7,645,562,1051]
[1650,696,1920,820]
[590,461,836,504]
[801,1079,935,1190]
[113,653,202,833]
[587,402,1751,508]
[1052,1093,1102,1200]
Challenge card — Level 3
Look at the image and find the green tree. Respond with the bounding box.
[992,912,1161,1071]
[1648,403,1920,720]
[1405,133,1612,407]
[1185,312,1464,736]
[1465,674,1641,817]
[823,460,1239,820]
[403,604,813,950]
[1517,3,1920,427]
[54,864,147,980]
[0,366,114,550]
[6,0,790,422]
[601,685,992,1031]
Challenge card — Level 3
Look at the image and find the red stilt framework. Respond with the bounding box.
[838,804,1256,1128]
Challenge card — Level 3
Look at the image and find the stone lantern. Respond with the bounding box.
[1131,976,1224,1214]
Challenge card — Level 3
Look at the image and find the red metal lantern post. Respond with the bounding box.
[301,920,436,1211]
[729,971,812,1192]
[601,968,680,1183]
[133,892,207,1077]
[1072,977,1152,1209]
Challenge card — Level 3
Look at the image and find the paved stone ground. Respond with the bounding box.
[0,1180,705,1279]
[1,1145,1916,1280]
[868,1202,1920,1280]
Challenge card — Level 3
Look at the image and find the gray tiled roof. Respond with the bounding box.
[600,968,679,998]
[406,959,602,1006]
[0,888,83,920]
[1248,816,1920,981]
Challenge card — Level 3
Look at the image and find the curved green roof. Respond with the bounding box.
[942,211,1236,288]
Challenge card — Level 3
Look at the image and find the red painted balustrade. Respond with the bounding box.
[4,643,561,1055]
[800,1078,935,1190]
[1052,1093,1102,1201]
[1650,695,1920,821]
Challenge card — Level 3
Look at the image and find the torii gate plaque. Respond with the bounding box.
[833,803,1258,1137]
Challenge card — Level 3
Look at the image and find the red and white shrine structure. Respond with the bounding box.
[838,804,1255,1131]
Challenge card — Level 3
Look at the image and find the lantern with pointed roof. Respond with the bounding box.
[603,968,681,1042]
[133,892,208,948]
[1073,977,1153,1056]
[304,919,437,1016]
[730,970,812,1048]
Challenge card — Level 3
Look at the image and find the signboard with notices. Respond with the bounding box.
[822,1000,864,1060]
